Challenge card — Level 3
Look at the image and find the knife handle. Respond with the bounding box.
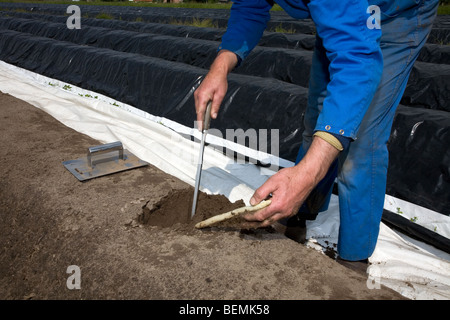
[203,101,212,132]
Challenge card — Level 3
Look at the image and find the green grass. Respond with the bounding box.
[95,12,114,20]
[169,17,217,28]
[437,4,450,15]
[273,24,296,34]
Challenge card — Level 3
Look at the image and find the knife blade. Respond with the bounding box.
[191,101,212,218]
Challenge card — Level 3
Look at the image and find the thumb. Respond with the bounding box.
[250,184,272,206]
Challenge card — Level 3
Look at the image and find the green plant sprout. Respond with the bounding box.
[274,24,296,33]
[96,12,114,20]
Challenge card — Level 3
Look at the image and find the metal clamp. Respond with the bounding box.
[87,141,124,168]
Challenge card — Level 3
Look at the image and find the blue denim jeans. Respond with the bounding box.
[297,0,439,260]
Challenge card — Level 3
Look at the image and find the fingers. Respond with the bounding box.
[210,99,220,120]
[247,175,280,223]
[240,212,286,229]
[194,93,211,131]
[194,51,235,130]
[243,205,286,223]
[244,206,271,222]
[250,182,274,206]
[245,170,297,226]
[194,83,225,131]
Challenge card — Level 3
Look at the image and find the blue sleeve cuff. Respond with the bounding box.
[216,46,243,67]
[329,132,352,151]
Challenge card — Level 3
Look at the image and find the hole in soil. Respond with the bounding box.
[138,187,246,230]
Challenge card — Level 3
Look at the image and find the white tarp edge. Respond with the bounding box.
[1,60,449,300]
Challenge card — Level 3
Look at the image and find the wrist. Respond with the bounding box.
[212,50,238,75]
[297,136,340,185]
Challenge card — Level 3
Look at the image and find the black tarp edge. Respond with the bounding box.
[382,209,450,254]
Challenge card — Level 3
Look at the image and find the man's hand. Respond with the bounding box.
[243,165,315,228]
[194,50,237,130]
[243,136,340,228]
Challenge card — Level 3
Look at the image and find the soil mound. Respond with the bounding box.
[138,188,246,230]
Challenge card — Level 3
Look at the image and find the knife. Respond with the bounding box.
[191,101,212,218]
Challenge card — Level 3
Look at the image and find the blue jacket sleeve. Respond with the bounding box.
[218,0,273,65]
[308,0,383,140]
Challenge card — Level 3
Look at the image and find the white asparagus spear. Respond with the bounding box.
[195,200,271,229]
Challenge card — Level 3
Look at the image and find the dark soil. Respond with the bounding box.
[139,188,245,231]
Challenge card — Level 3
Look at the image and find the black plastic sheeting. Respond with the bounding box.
[1,13,448,104]
[4,10,450,59]
[387,105,450,216]
[3,10,449,63]
[0,28,308,161]
[428,15,450,45]
[402,62,450,112]
[0,10,317,51]
[418,43,450,64]
[0,2,317,34]
[5,1,450,42]
[0,16,313,88]
[0,5,448,246]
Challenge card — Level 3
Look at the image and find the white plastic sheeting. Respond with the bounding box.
[0,60,449,300]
